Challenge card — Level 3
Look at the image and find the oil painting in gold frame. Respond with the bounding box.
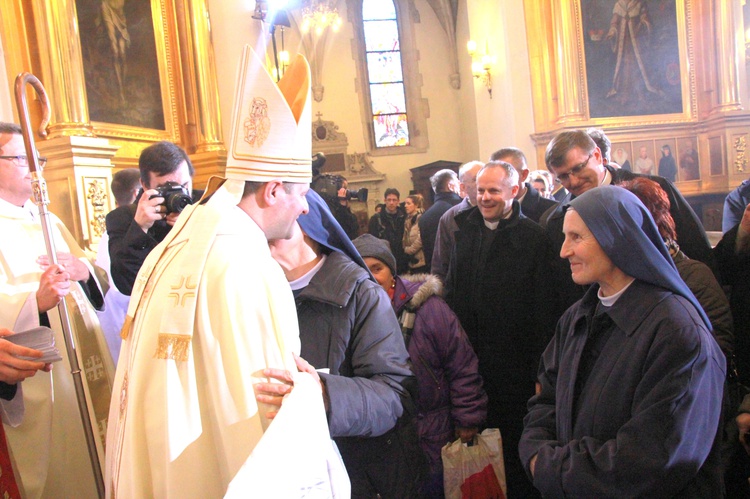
[578,0,695,126]
[75,0,180,142]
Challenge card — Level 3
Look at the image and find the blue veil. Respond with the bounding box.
[568,186,711,331]
[297,189,370,273]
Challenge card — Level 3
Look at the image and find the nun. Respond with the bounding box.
[519,185,726,498]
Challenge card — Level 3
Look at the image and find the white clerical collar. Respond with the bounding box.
[601,168,613,186]
[0,197,36,221]
[289,254,327,291]
[483,206,512,229]
[484,220,499,230]
[598,277,636,306]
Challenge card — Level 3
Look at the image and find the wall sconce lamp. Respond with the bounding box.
[467,40,495,98]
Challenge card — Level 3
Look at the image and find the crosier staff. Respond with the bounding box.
[14,72,105,498]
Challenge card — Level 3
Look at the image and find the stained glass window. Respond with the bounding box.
[363,0,409,148]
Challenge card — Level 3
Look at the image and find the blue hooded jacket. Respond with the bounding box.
[568,185,711,331]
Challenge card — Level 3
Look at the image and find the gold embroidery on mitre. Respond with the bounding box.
[155,334,191,361]
[243,97,271,148]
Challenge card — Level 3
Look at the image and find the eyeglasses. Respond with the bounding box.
[555,153,591,184]
[0,155,47,168]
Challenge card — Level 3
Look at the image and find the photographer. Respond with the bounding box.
[311,173,366,240]
[106,141,203,295]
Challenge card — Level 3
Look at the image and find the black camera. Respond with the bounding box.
[311,174,368,203]
[150,181,193,214]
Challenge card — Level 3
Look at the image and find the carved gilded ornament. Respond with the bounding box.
[734,136,747,173]
[85,178,108,238]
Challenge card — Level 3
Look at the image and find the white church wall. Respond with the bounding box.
[462,0,537,169]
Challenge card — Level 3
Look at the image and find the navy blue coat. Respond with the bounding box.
[520,182,557,224]
[419,191,462,268]
[722,179,750,233]
[520,281,726,498]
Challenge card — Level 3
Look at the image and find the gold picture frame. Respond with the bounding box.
[75,0,181,143]
[524,0,697,130]
[579,0,697,125]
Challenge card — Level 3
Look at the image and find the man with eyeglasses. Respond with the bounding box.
[0,122,114,497]
[540,129,714,309]
[106,141,203,295]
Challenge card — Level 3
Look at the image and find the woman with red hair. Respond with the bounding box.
[620,177,733,356]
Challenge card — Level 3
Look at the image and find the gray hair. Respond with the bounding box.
[430,169,459,192]
[478,160,519,189]
[458,161,484,182]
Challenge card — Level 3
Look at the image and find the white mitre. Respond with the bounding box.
[226,44,312,184]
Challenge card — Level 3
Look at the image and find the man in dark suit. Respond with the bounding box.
[106,141,203,295]
[418,169,461,267]
[445,161,561,499]
[490,147,556,224]
[540,130,714,308]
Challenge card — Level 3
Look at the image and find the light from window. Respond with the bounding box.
[363,0,409,148]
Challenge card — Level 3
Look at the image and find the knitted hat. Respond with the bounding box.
[225,45,312,183]
[352,234,397,276]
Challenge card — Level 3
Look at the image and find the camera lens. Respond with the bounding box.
[165,193,192,214]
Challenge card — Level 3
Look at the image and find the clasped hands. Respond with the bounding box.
[36,252,90,313]
[254,353,328,419]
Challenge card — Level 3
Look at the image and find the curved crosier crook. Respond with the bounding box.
[13,72,105,498]
[14,72,50,150]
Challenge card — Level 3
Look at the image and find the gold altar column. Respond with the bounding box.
[37,137,120,251]
[27,0,122,249]
[551,1,586,124]
[711,0,745,113]
[175,0,227,186]
[30,0,94,137]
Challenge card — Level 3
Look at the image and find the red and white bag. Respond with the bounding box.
[441,428,507,499]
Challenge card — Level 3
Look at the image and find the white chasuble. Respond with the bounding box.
[0,199,115,499]
[106,179,315,498]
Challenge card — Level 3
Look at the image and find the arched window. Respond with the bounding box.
[362,0,408,148]
[351,0,428,155]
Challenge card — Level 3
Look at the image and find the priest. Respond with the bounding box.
[0,122,114,498]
